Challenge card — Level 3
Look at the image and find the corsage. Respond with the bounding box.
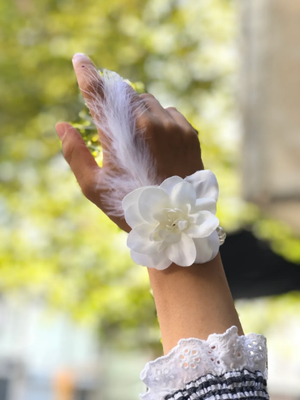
[122,170,225,270]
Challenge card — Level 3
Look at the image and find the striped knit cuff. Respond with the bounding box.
[164,369,268,400]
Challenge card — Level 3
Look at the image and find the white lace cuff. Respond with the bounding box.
[140,326,268,400]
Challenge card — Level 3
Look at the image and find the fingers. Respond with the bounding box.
[56,122,101,199]
[137,95,198,138]
[165,107,198,136]
[136,94,178,135]
[72,53,102,104]
[139,93,168,118]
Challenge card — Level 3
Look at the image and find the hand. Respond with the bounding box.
[56,53,204,232]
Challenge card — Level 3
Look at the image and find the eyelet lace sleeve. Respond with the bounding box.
[140,326,268,400]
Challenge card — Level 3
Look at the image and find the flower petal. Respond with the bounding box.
[194,230,220,264]
[149,252,173,270]
[130,250,152,267]
[170,181,196,208]
[186,211,219,238]
[185,170,219,201]
[124,203,146,228]
[193,198,217,214]
[127,225,159,255]
[160,176,183,195]
[138,187,170,224]
[159,230,181,244]
[130,250,172,270]
[122,187,146,211]
[165,232,196,266]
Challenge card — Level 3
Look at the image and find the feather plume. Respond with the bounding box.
[81,68,158,217]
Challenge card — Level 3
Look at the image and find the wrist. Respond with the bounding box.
[147,254,244,354]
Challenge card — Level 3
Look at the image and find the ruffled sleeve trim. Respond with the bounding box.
[140,326,268,400]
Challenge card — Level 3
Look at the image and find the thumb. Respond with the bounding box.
[56,122,101,199]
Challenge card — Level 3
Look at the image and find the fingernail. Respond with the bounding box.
[56,123,66,140]
[72,53,86,63]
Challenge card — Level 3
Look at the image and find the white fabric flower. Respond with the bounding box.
[122,170,220,270]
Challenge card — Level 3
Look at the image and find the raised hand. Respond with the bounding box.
[56,53,203,232]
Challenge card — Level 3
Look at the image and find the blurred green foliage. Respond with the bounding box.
[0,0,299,349]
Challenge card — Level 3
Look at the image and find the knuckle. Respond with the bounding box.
[162,118,178,132]
[136,113,150,130]
[189,128,200,141]
[166,106,178,112]
[139,93,157,108]
[140,93,155,101]
[137,112,158,131]
[185,126,199,137]
[185,129,199,144]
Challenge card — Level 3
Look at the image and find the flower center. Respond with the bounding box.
[166,211,188,231]
[150,208,189,243]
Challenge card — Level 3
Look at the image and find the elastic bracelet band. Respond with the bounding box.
[122,170,225,270]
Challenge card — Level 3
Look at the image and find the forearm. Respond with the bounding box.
[148,252,243,354]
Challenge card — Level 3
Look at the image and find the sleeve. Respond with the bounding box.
[139,326,269,400]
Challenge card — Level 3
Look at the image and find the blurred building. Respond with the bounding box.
[240,0,300,233]
[239,0,300,399]
[0,296,147,400]
[0,296,101,400]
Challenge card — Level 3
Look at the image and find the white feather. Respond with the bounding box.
[82,68,158,217]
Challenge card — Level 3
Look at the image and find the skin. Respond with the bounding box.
[56,53,243,355]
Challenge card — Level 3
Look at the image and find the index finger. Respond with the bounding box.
[72,53,107,142]
[72,53,103,101]
[72,53,144,158]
